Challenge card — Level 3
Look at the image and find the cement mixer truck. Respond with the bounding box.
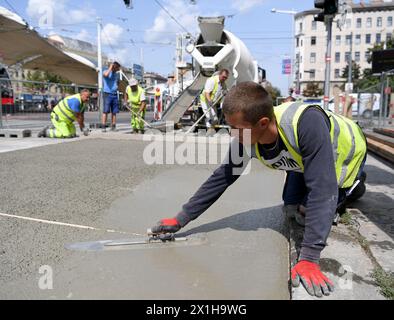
[154,16,265,130]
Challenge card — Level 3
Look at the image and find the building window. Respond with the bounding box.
[335,52,341,63]
[387,33,392,42]
[310,69,315,80]
[296,37,299,47]
[310,53,316,63]
[336,35,341,46]
[355,52,360,62]
[301,39,303,47]
[312,21,317,30]
[355,34,361,45]
[335,69,340,79]
[356,18,362,28]
[366,34,371,44]
[345,51,351,62]
[377,17,382,27]
[365,51,371,62]
[376,33,381,43]
[311,36,316,46]
[366,17,372,28]
[388,17,393,27]
[300,73,302,80]
[299,22,303,33]
[346,34,352,45]
[346,18,351,28]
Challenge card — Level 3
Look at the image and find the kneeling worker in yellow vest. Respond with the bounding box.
[38,89,91,138]
[125,79,147,134]
[149,82,368,298]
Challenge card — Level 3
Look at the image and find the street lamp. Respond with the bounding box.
[271,8,298,94]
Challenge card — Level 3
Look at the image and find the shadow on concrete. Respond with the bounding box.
[352,191,394,241]
[363,164,394,186]
[349,163,394,241]
[177,205,288,238]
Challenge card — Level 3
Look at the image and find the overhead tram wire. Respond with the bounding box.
[3,0,22,17]
[152,0,192,35]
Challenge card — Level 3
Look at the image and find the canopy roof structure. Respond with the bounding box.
[0,7,98,86]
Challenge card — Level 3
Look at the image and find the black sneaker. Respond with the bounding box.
[111,125,117,132]
[37,126,50,138]
[37,129,46,138]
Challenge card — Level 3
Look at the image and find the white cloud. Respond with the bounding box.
[26,0,96,28]
[232,0,265,13]
[108,48,131,66]
[101,23,124,46]
[75,29,91,42]
[144,0,200,43]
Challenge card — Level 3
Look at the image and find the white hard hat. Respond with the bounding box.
[129,79,138,86]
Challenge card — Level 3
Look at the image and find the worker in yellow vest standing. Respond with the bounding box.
[125,79,147,134]
[200,69,229,134]
[38,89,91,138]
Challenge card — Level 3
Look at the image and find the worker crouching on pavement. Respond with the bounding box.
[149,82,367,298]
[38,89,91,138]
[125,79,147,134]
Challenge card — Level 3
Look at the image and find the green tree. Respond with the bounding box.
[26,70,74,94]
[341,61,361,91]
[302,82,323,97]
[25,70,44,91]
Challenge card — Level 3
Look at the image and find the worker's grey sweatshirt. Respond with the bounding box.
[175,107,338,263]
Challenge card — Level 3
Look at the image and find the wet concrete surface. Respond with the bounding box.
[0,138,289,299]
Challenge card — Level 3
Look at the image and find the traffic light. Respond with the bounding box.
[314,0,338,22]
[123,0,132,8]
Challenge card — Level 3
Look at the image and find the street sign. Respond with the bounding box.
[282,59,292,75]
[345,82,353,92]
[133,63,143,81]
[372,49,394,74]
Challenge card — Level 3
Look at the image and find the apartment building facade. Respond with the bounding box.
[294,0,394,94]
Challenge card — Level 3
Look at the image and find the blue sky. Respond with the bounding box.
[4,0,314,95]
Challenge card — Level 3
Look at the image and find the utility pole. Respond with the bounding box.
[379,72,385,128]
[140,47,145,84]
[175,33,185,92]
[314,0,339,110]
[323,17,333,110]
[97,17,103,125]
[383,75,390,127]
[348,32,353,86]
[296,53,301,94]
[270,8,297,92]
[345,31,353,117]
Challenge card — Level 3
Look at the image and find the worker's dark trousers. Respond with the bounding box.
[282,156,367,210]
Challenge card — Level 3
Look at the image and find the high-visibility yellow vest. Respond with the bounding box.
[127,85,144,108]
[255,102,367,188]
[52,94,85,124]
[200,75,220,104]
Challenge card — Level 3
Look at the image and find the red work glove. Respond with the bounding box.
[291,260,334,297]
[148,218,181,235]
